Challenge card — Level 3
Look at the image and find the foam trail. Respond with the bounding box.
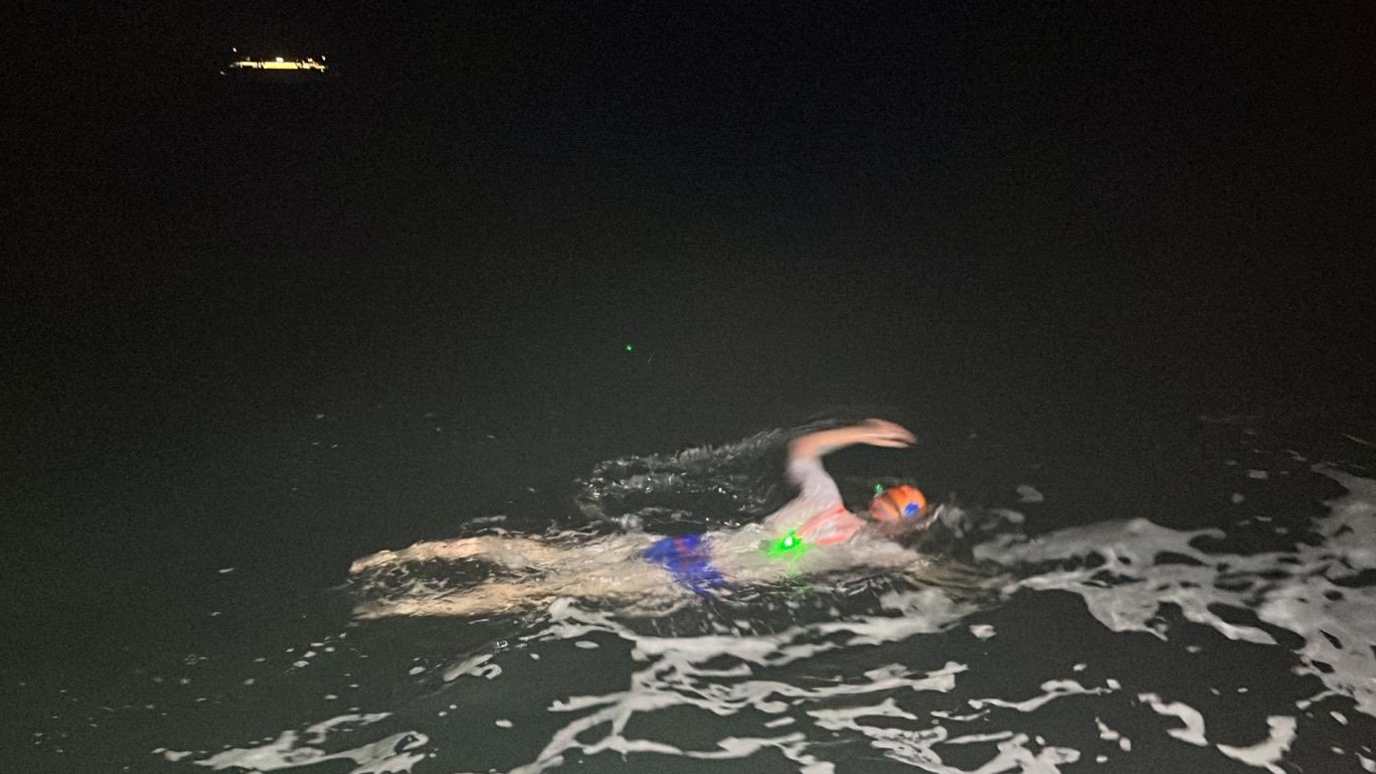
[501,591,982,774]
[976,465,1376,720]
[1137,693,1207,746]
[1216,716,1296,774]
[970,680,1115,712]
[1095,717,1131,751]
[175,714,428,773]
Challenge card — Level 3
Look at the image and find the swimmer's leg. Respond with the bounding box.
[355,581,541,618]
[350,536,578,574]
[355,564,681,618]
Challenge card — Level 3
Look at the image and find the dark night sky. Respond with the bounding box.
[5,1,1374,455]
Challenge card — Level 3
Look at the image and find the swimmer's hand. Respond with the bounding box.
[850,419,916,448]
[790,419,915,459]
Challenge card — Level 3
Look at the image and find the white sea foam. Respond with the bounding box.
[969,680,1116,712]
[1216,716,1296,773]
[178,713,428,773]
[442,653,501,682]
[1342,433,1375,448]
[976,466,1376,721]
[1095,717,1130,751]
[495,593,991,773]
[1137,693,1208,745]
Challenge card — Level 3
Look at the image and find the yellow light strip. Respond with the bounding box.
[229,59,327,72]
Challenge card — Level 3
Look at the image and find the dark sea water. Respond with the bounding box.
[5,4,1373,772]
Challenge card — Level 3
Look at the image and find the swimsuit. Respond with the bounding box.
[643,534,724,595]
[645,505,859,594]
[795,504,863,546]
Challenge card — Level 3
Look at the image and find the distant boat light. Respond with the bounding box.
[228,57,328,72]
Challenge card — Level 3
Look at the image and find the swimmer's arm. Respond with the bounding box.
[766,420,915,530]
[788,419,915,462]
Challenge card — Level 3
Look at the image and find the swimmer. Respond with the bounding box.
[350,419,936,617]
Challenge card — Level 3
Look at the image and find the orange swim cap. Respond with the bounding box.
[868,485,928,523]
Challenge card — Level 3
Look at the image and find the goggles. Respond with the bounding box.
[868,485,928,523]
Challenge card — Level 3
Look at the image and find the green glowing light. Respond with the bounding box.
[625,344,633,351]
[763,530,811,560]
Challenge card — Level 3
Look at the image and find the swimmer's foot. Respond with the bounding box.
[349,538,566,576]
[349,539,485,574]
[353,599,413,619]
[350,550,399,574]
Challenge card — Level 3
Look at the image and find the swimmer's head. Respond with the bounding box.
[867,485,933,529]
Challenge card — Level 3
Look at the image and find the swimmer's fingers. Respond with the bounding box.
[863,430,913,446]
[858,419,916,446]
[860,418,915,438]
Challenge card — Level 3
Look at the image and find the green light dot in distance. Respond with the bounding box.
[625,344,633,351]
